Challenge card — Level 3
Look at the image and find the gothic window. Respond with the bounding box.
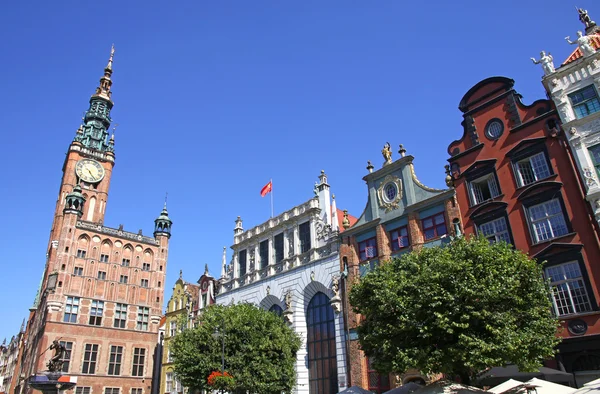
[166,372,174,392]
[307,292,338,394]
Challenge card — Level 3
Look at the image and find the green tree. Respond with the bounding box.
[170,302,302,394]
[349,236,560,384]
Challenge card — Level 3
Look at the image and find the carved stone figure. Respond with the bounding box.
[559,104,574,122]
[566,31,596,57]
[313,182,319,196]
[47,340,66,372]
[331,276,340,297]
[531,51,555,75]
[578,8,596,28]
[285,291,292,310]
[382,142,392,165]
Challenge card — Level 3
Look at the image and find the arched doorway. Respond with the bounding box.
[307,292,338,394]
[269,304,283,317]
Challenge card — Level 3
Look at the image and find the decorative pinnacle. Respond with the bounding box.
[106,44,115,70]
[366,160,374,173]
[398,144,407,157]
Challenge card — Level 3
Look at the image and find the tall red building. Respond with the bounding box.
[447,76,600,386]
[18,48,172,394]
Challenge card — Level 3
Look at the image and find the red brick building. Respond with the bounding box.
[18,48,172,394]
[447,76,600,385]
[340,145,461,392]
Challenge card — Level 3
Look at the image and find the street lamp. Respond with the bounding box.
[212,327,225,374]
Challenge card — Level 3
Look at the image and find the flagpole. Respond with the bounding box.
[270,178,274,218]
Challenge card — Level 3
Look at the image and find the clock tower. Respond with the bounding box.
[19,47,171,394]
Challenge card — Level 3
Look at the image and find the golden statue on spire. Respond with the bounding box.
[106,44,115,70]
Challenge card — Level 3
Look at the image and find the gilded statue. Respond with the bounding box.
[382,142,392,165]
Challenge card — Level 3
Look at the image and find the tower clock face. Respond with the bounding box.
[75,159,105,183]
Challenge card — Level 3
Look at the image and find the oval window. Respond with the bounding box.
[384,183,397,202]
[486,119,504,140]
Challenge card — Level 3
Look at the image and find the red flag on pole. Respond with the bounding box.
[260,181,272,197]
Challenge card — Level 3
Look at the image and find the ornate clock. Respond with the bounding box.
[75,159,105,183]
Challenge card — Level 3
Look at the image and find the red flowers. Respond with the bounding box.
[207,371,234,390]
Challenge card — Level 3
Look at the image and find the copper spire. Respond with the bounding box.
[92,45,115,102]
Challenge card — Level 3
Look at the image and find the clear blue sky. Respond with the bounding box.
[0,0,593,341]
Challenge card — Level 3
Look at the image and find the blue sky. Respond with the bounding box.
[0,0,593,341]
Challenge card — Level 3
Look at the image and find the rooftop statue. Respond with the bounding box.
[531,51,555,75]
[578,8,596,29]
[566,31,596,57]
[382,142,392,165]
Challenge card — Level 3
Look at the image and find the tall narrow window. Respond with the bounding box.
[59,341,73,373]
[307,292,338,394]
[82,344,98,374]
[269,304,283,317]
[259,240,269,269]
[468,173,500,205]
[137,307,149,331]
[546,262,592,316]
[528,199,568,243]
[367,358,391,394]
[390,226,410,251]
[132,348,145,377]
[478,217,511,244]
[569,85,600,119]
[108,345,123,375]
[358,237,378,261]
[114,303,127,328]
[422,213,447,241]
[514,152,551,187]
[169,321,177,337]
[64,297,80,323]
[274,233,284,263]
[88,300,104,326]
[299,221,311,253]
[166,372,174,392]
[239,250,247,276]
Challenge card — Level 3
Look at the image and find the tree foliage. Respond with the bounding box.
[169,303,302,394]
[349,236,560,383]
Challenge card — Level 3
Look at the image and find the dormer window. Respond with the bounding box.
[468,173,500,206]
[569,85,600,119]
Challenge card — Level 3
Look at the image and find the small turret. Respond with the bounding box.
[154,202,172,238]
[64,184,86,216]
[234,216,244,235]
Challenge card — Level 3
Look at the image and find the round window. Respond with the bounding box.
[384,183,397,202]
[486,119,504,140]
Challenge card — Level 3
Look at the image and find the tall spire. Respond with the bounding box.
[73,45,115,152]
[221,246,227,278]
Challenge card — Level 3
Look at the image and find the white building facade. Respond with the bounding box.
[541,13,600,223]
[216,171,349,394]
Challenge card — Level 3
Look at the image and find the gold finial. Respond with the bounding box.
[106,44,115,70]
[445,164,454,187]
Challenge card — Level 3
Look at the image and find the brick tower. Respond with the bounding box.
[17,47,172,394]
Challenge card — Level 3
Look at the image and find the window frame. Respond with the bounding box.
[484,118,504,140]
[119,275,128,284]
[299,221,312,253]
[100,254,109,263]
[467,172,501,206]
[114,303,127,329]
[508,142,554,189]
[476,216,512,245]
[545,261,594,317]
[239,250,247,276]
[526,198,570,244]
[59,341,73,373]
[97,271,107,280]
[274,233,284,263]
[358,237,378,262]
[140,279,149,288]
[73,266,84,276]
[142,262,151,271]
[422,213,448,241]
[166,372,174,392]
[259,239,269,269]
[137,307,149,331]
[513,151,553,187]
[64,296,80,323]
[77,249,87,259]
[132,348,145,377]
[75,387,91,394]
[108,345,123,376]
[569,84,600,119]
[88,300,104,326]
[82,343,98,374]
[588,143,600,179]
[122,258,130,267]
[389,226,410,252]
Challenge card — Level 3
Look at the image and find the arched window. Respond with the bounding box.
[307,292,338,394]
[269,304,283,317]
